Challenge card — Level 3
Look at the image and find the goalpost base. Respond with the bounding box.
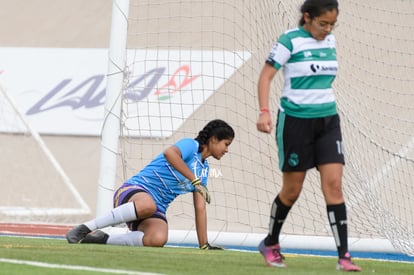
[101,226,397,254]
[170,230,397,254]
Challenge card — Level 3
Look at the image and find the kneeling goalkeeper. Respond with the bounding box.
[66,119,234,250]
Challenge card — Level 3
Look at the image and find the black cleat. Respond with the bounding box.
[80,230,109,244]
[66,224,91,244]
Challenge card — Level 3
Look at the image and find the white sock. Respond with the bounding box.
[107,231,144,246]
[84,202,137,230]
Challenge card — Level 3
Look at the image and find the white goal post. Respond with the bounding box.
[98,0,414,256]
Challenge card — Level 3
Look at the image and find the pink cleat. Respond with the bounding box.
[337,252,361,272]
[258,240,286,268]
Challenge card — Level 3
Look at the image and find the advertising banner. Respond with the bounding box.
[0,48,250,137]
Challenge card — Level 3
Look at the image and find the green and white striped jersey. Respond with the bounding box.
[266,26,338,118]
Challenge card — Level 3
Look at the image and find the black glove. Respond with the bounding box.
[200,242,224,250]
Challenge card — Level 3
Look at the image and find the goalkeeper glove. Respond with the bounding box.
[200,243,224,250]
[191,178,211,204]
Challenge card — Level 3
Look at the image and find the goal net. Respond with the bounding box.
[0,82,91,225]
[103,0,414,255]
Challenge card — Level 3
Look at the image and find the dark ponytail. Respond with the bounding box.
[195,119,235,152]
[299,0,339,26]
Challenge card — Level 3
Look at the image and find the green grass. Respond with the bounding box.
[0,236,413,274]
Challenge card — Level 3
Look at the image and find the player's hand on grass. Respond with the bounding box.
[200,243,224,250]
[192,178,211,204]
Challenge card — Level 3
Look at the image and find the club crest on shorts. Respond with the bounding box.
[288,153,299,167]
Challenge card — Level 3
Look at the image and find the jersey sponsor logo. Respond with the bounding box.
[192,162,209,178]
[304,51,312,58]
[310,64,320,73]
[191,161,223,179]
[207,168,223,178]
[310,63,338,73]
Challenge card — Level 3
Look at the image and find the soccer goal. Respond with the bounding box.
[0,81,91,224]
[98,0,414,256]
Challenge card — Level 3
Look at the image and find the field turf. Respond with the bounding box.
[0,236,413,274]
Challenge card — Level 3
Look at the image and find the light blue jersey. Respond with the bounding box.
[125,138,209,213]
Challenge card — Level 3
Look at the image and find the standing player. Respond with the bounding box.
[66,119,234,250]
[256,0,361,271]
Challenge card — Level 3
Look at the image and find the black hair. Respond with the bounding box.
[299,0,339,26]
[195,119,235,153]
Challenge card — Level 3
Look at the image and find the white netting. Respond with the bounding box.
[0,83,90,224]
[111,0,414,255]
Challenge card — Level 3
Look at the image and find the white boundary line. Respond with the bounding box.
[0,207,89,216]
[0,258,164,275]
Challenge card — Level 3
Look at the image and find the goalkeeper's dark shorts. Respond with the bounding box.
[276,112,345,172]
[113,183,167,231]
